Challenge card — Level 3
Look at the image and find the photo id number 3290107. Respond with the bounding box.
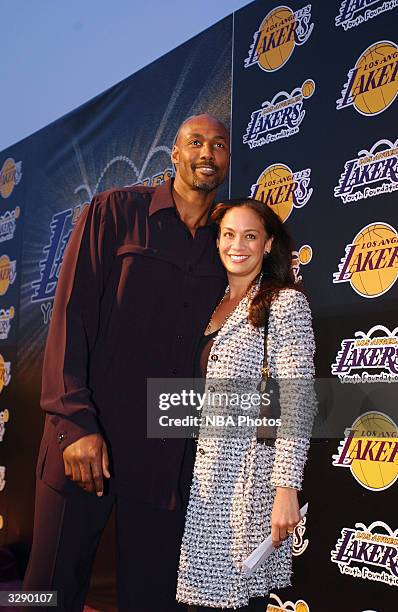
[0,591,57,607]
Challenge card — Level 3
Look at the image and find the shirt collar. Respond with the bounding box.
[149,177,218,230]
[149,178,176,216]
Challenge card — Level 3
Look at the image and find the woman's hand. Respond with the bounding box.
[271,487,300,548]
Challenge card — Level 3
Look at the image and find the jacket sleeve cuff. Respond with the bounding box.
[271,438,310,491]
[50,411,100,452]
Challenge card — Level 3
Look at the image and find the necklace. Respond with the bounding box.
[205,290,230,335]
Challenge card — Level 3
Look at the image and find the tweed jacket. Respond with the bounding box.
[176,282,316,609]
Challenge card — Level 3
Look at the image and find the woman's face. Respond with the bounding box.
[217,206,273,281]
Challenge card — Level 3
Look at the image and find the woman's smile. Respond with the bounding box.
[228,254,250,263]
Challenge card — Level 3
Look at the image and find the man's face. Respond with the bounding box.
[172,116,230,193]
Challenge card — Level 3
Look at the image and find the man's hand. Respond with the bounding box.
[271,487,300,548]
[62,433,110,496]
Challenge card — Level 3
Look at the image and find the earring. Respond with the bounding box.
[263,251,269,258]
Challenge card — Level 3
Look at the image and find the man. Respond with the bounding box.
[23,114,230,611]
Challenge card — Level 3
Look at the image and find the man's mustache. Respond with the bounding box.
[192,163,218,171]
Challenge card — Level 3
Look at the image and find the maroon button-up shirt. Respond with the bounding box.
[38,178,226,508]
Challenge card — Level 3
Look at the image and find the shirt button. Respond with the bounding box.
[198,448,206,455]
[171,368,177,376]
[208,385,215,392]
[183,302,189,308]
[211,354,219,362]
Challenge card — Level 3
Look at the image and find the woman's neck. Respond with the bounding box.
[227,272,260,300]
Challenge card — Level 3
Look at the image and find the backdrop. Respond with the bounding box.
[1,1,397,610]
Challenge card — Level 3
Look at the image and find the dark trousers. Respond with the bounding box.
[23,478,188,612]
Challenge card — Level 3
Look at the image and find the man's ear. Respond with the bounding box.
[171,144,179,166]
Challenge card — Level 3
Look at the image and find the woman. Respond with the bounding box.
[177,198,316,611]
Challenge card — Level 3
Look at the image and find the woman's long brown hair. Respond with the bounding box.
[211,198,301,328]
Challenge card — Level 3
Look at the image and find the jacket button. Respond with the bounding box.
[211,354,219,362]
[58,433,66,443]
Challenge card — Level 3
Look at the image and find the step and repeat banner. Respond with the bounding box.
[0,12,232,582]
[231,1,398,611]
[1,1,398,610]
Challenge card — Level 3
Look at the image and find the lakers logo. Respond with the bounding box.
[0,255,17,296]
[337,40,398,115]
[250,164,313,222]
[335,138,398,203]
[244,4,314,72]
[331,521,398,586]
[336,0,398,30]
[0,354,11,394]
[0,306,15,341]
[267,594,310,611]
[0,206,20,243]
[0,159,22,199]
[292,245,313,283]
[333,222,398,297]
[243,80,315,148]
[332,324,398,383]
[333,412,398,491]
[134,168,173,187]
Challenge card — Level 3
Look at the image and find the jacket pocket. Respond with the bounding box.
[115,243,178,267]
